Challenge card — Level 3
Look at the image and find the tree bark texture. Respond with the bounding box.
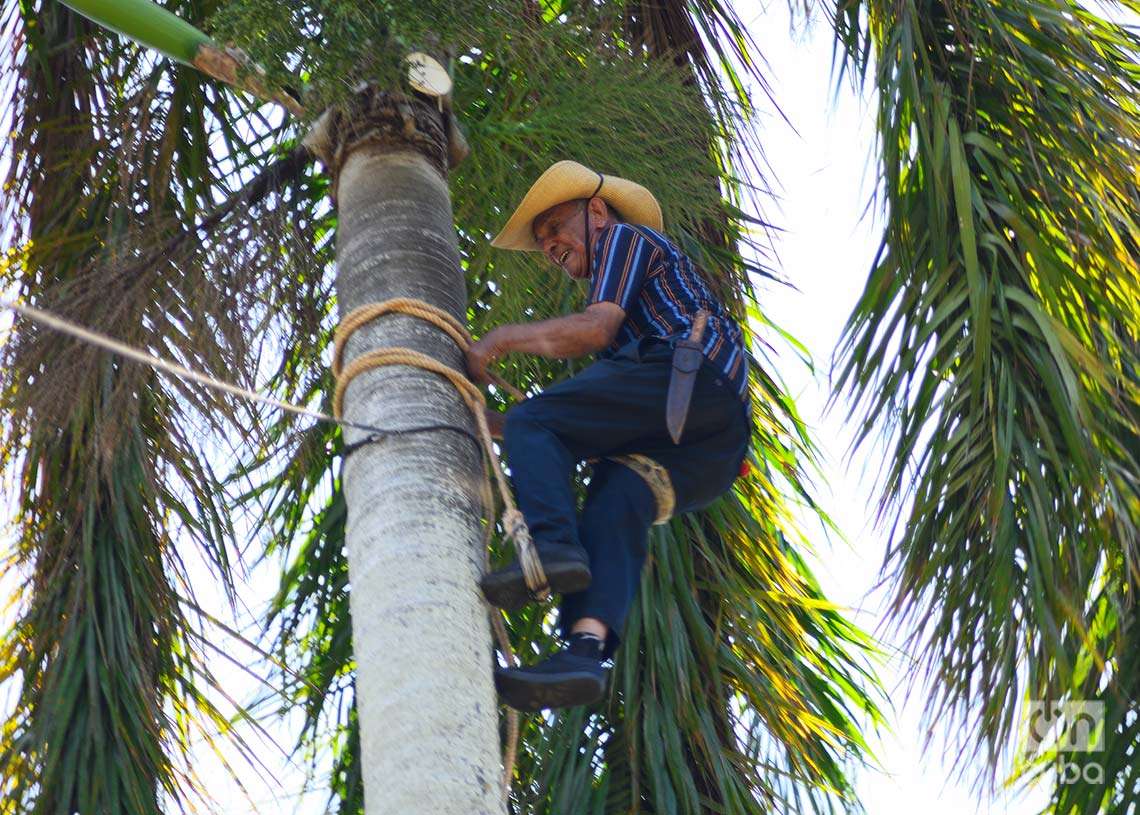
[307,91,504,814]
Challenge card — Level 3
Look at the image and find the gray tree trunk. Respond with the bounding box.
[306,92,504,814]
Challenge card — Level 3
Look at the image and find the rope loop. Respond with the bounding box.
[609,454,675,525]
[332,299,547,589]
[334,346,486,419]
[335,298,526,401]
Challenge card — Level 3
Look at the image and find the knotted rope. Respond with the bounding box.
[609,454,675,525]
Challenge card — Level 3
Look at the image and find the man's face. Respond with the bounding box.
[532,200,591,281]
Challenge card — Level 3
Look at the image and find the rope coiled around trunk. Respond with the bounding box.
[332,297,677,793]
[332,299,550,601]
[332,298,544,794]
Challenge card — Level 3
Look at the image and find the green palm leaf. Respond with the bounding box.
[830,0,1140,784]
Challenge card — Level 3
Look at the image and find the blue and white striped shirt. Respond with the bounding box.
[587,223,748,401]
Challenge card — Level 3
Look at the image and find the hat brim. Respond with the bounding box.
[491,160,664,252]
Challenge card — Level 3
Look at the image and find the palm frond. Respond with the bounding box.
[0,1,315,811]
[830,0,1140,780]
[1014,592,1140,813]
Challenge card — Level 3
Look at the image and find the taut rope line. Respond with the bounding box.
[0,298,478,446]
[3,300,343,427]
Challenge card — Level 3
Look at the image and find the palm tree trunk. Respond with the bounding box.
[306,91,503,814]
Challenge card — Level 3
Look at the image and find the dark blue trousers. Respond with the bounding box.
[502,337,750,657]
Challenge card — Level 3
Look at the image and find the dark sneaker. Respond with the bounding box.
[480,541,591,611]
[495,635,608,711]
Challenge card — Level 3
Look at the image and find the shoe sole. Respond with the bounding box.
[480,560,591,611]
[495,668,606,712]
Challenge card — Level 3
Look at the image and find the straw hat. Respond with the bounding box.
[491,160,664,252]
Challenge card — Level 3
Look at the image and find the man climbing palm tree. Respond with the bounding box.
[466,161,751,712]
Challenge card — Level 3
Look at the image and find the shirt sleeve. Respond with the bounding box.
[587,224,655,311]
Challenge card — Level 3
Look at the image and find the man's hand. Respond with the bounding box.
[466,326,510,385]
[483,407,506,440]
[466,302,624,389]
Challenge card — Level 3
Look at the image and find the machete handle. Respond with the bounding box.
[690,309,711,344]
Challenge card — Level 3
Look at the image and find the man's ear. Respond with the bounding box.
[587,196,609,223]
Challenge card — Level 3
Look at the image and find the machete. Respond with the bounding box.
[665,309,710,444]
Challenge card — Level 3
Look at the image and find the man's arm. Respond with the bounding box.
[466,302,625,384]
[495,302,626,358]
[469,224,654,384]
